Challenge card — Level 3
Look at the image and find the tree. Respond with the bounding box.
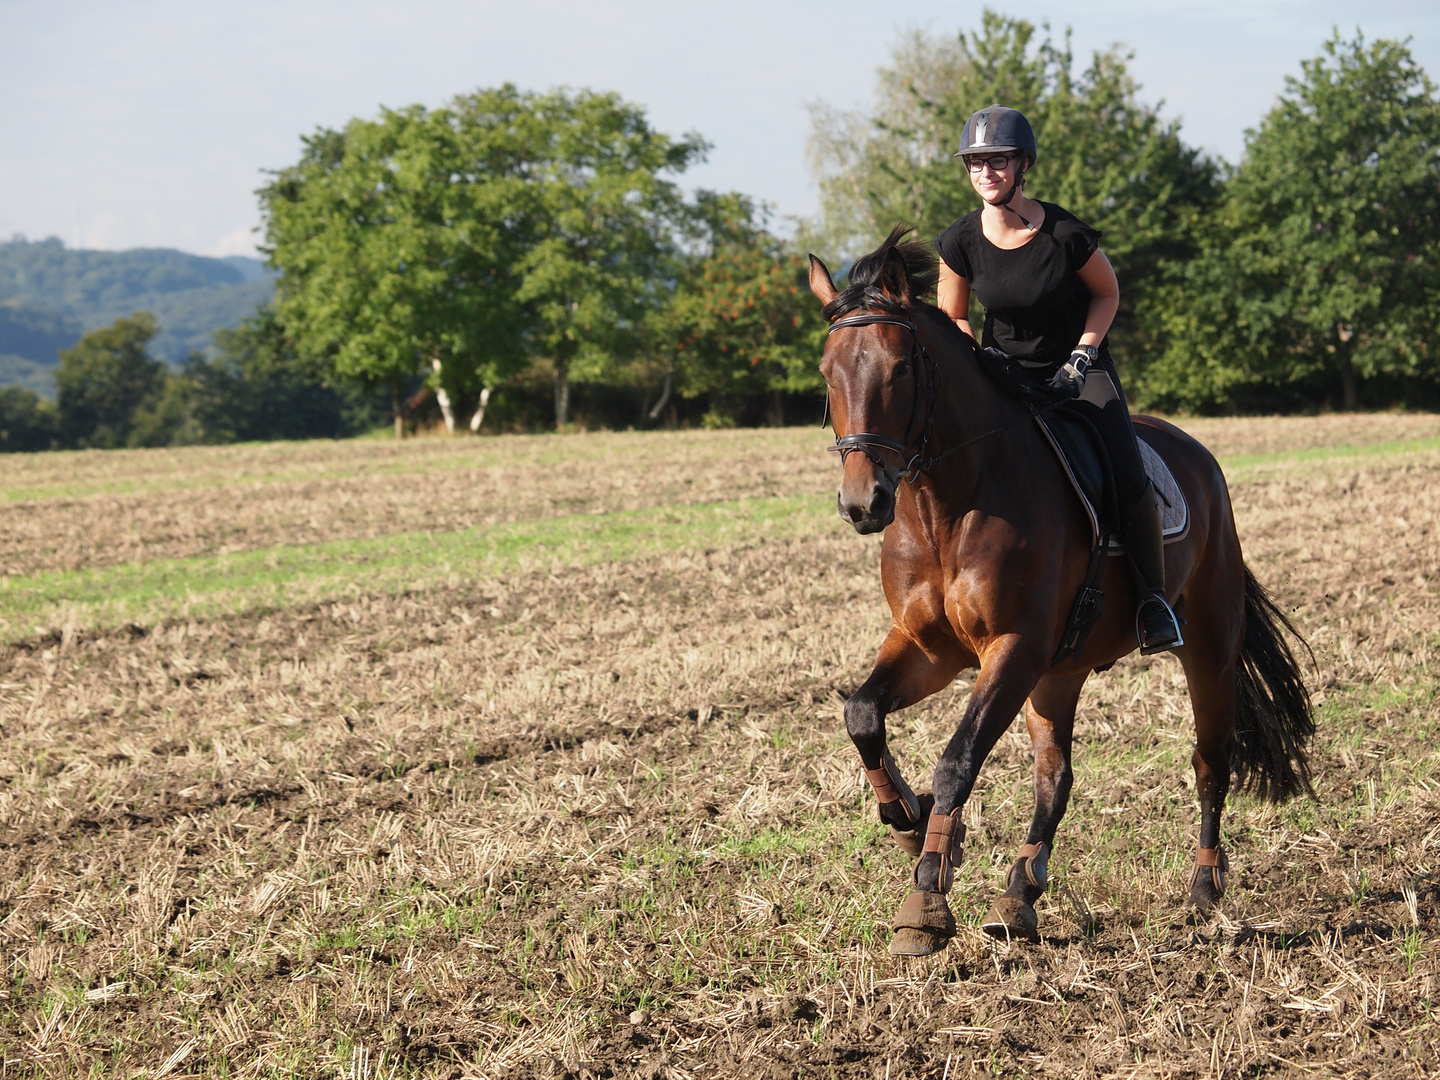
[806,12,1219,379]
[656,194,826,426]
[1150,32,1440,411]
[184,306,377,442]
[55,313,167,448]
[261,85,705,435]
[0,387,58,452]
[506,90,706,428]
[263,110,483,437]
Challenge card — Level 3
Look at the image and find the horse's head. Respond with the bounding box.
[810,227,939,534]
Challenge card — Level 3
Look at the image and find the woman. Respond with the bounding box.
[934,104,1183,654]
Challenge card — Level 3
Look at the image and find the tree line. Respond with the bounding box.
[808,16,1440,413]
[2,15,1436,453]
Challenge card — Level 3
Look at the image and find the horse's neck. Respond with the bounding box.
[912,306,1036,509]
[917,307,1028,445]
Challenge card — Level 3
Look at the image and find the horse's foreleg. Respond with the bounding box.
[981,671,1086,942]
[890,636,1046,956]
[846,628,963,853]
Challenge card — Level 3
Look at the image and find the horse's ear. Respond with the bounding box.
[808,254,837,305]
[879,247,911,305]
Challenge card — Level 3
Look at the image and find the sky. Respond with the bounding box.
[2,0,1437,258]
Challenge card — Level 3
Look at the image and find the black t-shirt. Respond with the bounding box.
[935,202,1103,369]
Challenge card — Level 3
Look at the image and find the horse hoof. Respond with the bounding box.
[981,896,1039,943]
[1185,880,1223,915]
[889,889,956,956]
[889,927,949,956]
[889,792,935,858]
[1185,849,1227,914]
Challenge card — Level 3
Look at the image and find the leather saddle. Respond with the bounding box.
[1035,405,1189,554]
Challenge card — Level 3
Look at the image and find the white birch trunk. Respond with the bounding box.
[647,364,673,421]
[469,387,491,433]
[431,358,456,434]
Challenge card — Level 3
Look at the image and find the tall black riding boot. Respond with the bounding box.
[1119,484,1184,654]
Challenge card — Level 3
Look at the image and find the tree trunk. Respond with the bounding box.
[1340,356,1359,412]
[431,358,456,434]
[469,387,491,433]
[554,358,571,429]
[391,379,404,439]
[647,363,673,421]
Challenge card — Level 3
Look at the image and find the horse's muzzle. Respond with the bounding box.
[838,478,896,533]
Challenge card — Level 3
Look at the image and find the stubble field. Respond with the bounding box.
[1,413,1439,1079]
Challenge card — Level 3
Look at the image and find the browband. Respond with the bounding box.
[828,314,917,335]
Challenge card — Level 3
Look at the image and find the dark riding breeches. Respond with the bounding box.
[1070,355,1147,505]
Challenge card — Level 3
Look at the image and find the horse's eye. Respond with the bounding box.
[895,361,911,377]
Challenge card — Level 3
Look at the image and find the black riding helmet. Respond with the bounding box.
[954,105,1037,166]
[955,105,1037,226]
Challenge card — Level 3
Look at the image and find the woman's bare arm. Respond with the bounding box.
[936,261,975,339]
[1076,249,1119,348]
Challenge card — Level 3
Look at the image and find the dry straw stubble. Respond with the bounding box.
[0,414,1438,1078]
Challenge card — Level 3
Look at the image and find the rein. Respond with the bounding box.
[825,311,1047,482]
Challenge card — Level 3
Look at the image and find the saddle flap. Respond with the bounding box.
[1034,409,1188,553]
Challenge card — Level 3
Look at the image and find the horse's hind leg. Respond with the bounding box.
[1177,600,1242,913]
[845,628,963,855]
[982,670,1087,943]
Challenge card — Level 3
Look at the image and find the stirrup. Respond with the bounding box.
[1137,594,1184,655]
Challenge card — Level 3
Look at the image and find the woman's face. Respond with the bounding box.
[965,153,1020,204]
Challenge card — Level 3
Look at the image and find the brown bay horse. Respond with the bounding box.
[810,229,1315,956]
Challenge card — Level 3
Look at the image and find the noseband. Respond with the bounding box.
[826,313,938,484]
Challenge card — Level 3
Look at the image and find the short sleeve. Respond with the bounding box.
[1059,214,1102,272]
[935,218,974,279]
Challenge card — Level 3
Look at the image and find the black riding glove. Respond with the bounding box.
[1048,348,1095,399]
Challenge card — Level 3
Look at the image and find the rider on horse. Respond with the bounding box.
[934,104,1184,655]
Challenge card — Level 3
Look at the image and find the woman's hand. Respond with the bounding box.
[1048,349,1094,399]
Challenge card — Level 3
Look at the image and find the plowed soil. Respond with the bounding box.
[1,415,1438,1078]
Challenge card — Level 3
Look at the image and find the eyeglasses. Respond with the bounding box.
[964,154,1015,173]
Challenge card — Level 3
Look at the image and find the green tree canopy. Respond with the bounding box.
[55,313,166,449]
[1149,31,1440,411]
[655,194,826,426]
[502,90,706,428]
[806,12,1219,375]
[183,306,377,443]
[262,102,512,436]
[0,386,58,453]
[261,85,706,434]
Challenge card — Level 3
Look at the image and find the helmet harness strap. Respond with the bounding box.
[998,159,1033,230]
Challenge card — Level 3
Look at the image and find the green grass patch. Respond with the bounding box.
[1218,434,1440,472]
[0,493,834,642]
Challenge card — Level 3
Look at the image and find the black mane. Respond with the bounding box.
[821,225,939,321]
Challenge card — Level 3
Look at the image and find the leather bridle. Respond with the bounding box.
[825,312,938,484]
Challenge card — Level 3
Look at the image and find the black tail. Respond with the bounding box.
[1231,567,1316,802]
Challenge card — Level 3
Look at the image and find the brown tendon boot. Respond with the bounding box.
[1118,484,1184,654]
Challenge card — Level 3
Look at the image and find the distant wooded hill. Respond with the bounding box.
[0,237,273,394]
